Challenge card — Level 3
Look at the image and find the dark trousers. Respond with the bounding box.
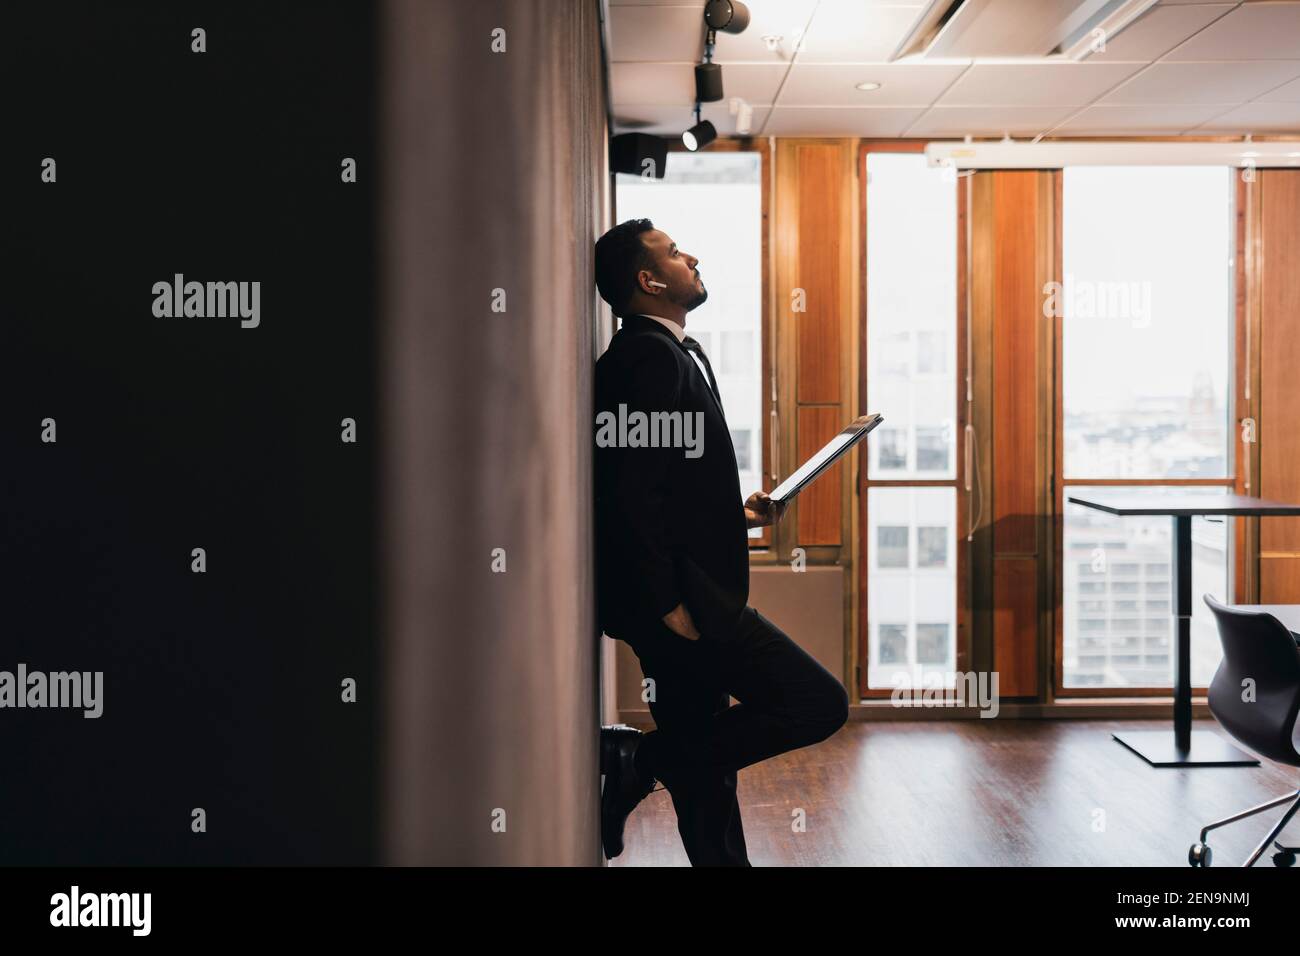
[619,606,850,866]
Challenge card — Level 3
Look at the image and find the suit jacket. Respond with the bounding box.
[594,314,749,641]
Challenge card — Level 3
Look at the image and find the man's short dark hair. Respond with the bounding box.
[595,218,655,317]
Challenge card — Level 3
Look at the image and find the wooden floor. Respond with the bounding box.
[609,719,1300,867]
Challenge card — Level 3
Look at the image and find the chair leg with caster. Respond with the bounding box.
[1189,789,1300,867]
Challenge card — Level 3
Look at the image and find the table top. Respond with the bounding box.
[1067,491,1300,517]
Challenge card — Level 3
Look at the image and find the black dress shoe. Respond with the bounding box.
[600,725,655,860]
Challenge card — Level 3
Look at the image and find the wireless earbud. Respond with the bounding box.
[647,279,667,289]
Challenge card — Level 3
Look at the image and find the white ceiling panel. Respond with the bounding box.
[609,5,706,62]
[1051,102,1235,134]
[792,1,929,63]
[1084,3,1234,62]
[761,106,927,136]
[1257,74,1300,101]
[611,61,789,105]
[1101,59,1300,103]
[778,61,969,106]
[937,61,1145,107]
[1190,100,1300,132]
[1163,2,1300,60]
[905,105,1078,137]
[712,0,821,63]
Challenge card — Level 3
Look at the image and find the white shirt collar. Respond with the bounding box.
[633,313,687,343]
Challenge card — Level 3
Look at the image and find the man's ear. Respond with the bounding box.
[639,270,666,293]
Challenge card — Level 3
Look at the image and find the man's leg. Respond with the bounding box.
[686,606,850,779]
[627,625,751,866]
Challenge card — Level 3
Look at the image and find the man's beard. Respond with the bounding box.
[685,280,708,312]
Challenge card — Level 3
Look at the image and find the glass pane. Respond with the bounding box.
[615,151,764,501]
[877,526,909,568]
[866,153,957,480]
[1062,485,1230,688]
[867,487,957,689]
[1062,167,1233,479]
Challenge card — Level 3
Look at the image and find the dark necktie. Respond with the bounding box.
[679,336,725,417]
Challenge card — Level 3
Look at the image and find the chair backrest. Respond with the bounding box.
[1203,595,1300,767]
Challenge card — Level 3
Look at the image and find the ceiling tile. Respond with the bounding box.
[760,106,925,137]
[904,105,1077,138]
[1084,3,1234,62]
[936,61,1145,107]
[611,62,788,105]
[609,5,706,62]
[1257,74,1300,102]
[712,0,821,63]
[1190,101,1300,133]
[1051,102,1234,134]
[1100,60,1300,103]
[793,0,928,63]
[1163,2,1300,60]
[777,61,968,106]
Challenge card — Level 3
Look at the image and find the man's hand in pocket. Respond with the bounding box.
[662,603,702,641]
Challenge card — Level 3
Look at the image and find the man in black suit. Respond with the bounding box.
[593,218,850,866]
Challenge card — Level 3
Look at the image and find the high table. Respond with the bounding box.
[1066,491,1300,768]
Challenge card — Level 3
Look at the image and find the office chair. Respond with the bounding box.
[1189,596,1300,867]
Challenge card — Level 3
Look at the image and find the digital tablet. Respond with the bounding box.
[769,414,883,504]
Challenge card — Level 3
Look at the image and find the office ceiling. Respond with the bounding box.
[606,0,1300,138]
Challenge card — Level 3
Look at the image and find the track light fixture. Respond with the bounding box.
[682,103,717,152]
[703,0,750,34]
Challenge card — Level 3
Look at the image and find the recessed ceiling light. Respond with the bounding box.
[855,81,882,92]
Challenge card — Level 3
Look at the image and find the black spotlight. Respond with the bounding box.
[682,120,717,152]
[695,62,724,102]
[704,0,750,34]
[610,132,668,178]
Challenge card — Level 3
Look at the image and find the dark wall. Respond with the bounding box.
[3,1,377,864]
[3,0,608,866]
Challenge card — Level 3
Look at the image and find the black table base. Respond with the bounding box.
[1112,730,1259,767]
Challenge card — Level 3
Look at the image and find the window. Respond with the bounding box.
[879,624,908,664]
[862,149,960,694]
[867,487,958,689]
[1059,167,1234,691]
[877,526,909,568]
[1063,488,1229,688]
[615,150,765,507]
[866,153,957,482]
[730,429,752,472]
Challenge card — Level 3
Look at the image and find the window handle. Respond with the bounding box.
[964,424,974,493]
